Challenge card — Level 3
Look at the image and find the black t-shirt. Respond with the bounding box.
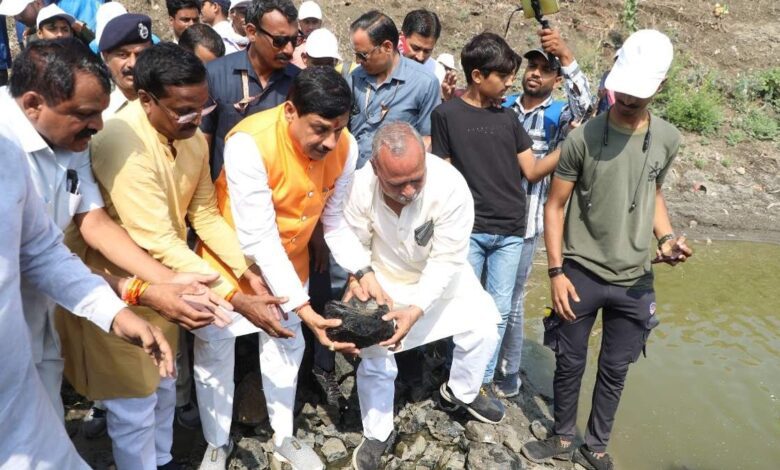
[431,98,533,236]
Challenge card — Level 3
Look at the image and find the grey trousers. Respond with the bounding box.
[546,260,658,452]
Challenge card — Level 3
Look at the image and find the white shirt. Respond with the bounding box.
[0,135,124,469]
[0,88,107,362]
[212,20,247,54]
[102,86,130,120]
[326,154,475,313]
[223,131,359,315]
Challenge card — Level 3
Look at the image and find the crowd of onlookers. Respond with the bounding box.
[0,1,693,470]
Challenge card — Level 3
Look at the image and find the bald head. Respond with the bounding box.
[371,122,426,206]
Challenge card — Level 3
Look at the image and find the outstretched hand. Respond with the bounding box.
[111,309,175,378]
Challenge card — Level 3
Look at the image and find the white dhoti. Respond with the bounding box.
[103,377,176,469]
[358,267,500,441]
[193,319,304,448]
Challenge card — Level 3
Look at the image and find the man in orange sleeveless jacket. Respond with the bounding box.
[197,66,385,469]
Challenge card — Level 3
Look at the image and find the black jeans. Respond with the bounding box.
[546,260,658,452]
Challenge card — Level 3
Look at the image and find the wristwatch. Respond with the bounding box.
[353,266,374,281]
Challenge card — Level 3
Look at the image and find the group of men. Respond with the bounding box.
[0,1,693,470]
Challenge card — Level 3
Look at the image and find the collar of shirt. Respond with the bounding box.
[513,93,554,118]
[353,54,410,90]
[1,88,50,154]
[233,50,297,89]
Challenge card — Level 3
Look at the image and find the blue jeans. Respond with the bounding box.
[496,234,539,385]
[468,233,524,384]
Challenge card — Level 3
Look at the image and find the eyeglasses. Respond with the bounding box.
[256,26,304,48]
[147,92,217,125]
[352,44,382,62]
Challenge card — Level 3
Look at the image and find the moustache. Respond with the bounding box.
[617,100,640,109]
[75,128,98,140]
[275,53,292,61]
[121,68,134,77]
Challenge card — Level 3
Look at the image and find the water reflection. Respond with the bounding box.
[523,241,780,470]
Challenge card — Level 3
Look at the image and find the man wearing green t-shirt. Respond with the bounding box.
[522,30,693,470]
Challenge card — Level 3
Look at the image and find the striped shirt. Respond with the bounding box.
[511,60,593,238]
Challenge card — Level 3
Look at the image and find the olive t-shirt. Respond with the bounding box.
[555,111,681,288]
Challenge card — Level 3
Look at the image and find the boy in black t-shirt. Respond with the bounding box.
[431,33,561,396]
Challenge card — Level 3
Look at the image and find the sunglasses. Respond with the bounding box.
[256,26,304,48]
[147,91,217,125]
[352,44,382,62]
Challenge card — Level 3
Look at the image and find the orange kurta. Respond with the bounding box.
[199,104,351,291]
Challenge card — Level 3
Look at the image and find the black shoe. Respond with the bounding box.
[175,402,201,430]
[438,382,505,424]
[351,433,393,470]
[313,366,348,409]
[157,460,182,470]
[521,435,575,463]
[574,446,615,470]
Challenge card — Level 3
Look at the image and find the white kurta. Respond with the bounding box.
[0,136,125,469]
[325,154,500,355]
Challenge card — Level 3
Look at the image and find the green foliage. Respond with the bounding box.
[737,109,779,141]
[720,158,732,168]
[754,68,780,107]
[622,0,638,32]
[730,68,780,109]
[661,84,723,134]
[725,130,746,146]
[694,158,706,169]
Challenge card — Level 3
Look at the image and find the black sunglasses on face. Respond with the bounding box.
[256,26,304,48]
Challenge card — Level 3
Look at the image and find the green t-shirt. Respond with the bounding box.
[556,111,681,288]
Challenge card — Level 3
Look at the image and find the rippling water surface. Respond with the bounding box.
[522,241,780,470]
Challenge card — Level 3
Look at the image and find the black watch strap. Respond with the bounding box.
[548,267,564,278]
[354,266,374,281]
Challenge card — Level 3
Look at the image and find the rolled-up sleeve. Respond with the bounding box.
[74,150,104,214]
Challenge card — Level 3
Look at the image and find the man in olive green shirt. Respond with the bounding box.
[522,30,693,470]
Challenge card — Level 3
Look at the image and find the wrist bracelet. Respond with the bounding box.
[548,267,564,278]
[657,233,675,248]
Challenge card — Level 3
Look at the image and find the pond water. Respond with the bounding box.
[522,241,780,470]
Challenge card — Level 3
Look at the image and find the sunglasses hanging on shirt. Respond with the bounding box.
[586,108,652,213]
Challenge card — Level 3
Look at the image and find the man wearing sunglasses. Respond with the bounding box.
[348,10,440,170]
[64,43,287,470]
[200,0,301,181]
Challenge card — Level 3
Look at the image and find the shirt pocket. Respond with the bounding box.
[68,192,83,218]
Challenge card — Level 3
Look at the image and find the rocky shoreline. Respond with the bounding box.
[68,339,585,470]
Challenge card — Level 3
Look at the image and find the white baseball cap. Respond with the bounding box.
[229,0,251,10]
[305,28,341,60]
[95,2,128,46]
[298,1,321,20]
[36,4,75,30]
[0,0,34,17]
[605,29,673,99]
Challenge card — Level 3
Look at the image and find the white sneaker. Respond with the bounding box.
[273,436,324,470]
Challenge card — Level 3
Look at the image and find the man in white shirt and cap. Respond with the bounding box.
[325,122,504,469]
[291,0,322,68]
[35,4,76,39]
[202,0,245,54]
